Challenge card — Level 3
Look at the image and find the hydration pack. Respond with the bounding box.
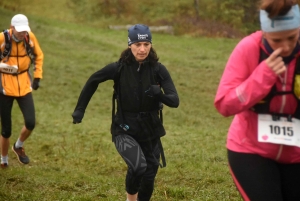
[251,48,300,118]
[0,29,35,64]
[112,60,163,130]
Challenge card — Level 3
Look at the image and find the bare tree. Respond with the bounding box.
[194,0,200,19]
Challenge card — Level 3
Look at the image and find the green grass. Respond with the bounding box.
[0,6,242,201]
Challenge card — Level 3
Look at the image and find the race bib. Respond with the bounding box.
[0,63,18,74]
[258,114,300,147]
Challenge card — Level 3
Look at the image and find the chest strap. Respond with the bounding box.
[251,48,300,118]
[0,68,29,76]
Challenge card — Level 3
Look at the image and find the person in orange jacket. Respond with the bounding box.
[0,14,44,168]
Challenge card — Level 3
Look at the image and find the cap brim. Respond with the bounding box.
[14,25,31,32]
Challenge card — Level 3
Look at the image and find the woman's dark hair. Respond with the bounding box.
[260,0,298,18]
[119,47,159,66]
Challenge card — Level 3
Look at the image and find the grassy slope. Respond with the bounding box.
[0,3,242,201]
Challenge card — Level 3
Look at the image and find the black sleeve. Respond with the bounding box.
[72,62,118,119]
[157,64,179,108]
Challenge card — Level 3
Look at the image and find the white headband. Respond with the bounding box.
[260,4,300,32]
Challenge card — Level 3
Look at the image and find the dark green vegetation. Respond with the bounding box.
[0,1,243,200]
[1,0,261,38]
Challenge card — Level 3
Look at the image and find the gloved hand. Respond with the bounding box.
[145,85,162,97]
[72,110,84,124]
[32,78,40,90]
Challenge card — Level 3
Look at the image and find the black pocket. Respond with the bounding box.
[111,114,143,137]
[150,113,166,137]
[111,115,128,135]
[112,113,166,141]
[124,115,142,136]
[137,113,166,141]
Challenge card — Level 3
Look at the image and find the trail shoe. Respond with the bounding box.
[1,163,8,169]
[12,143,30,164]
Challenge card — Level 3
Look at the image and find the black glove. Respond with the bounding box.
[32,78,40,90]
[72,110,84,124]
[145,85,162,97]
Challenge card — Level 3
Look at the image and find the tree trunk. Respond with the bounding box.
[194,0,200,20]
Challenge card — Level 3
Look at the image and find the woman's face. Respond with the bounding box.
[264,28,300,57]
[129,42,152,62]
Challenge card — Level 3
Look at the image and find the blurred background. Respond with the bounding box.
[1,0,261,38]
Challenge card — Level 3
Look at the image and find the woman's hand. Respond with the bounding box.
[265,48,287,75]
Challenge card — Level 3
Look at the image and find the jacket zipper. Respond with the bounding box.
[138,62,142,110]
[17,43,21,96]
[276,145,283,161]
[279,71,287,113]
[276,68,288,161]
[137,63,141,72]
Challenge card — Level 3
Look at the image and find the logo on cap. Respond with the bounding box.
[138,34,148,40]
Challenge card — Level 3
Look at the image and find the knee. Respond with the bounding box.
[1,131,11,138]
[130,164,147,177]
[143,164,159,180]
[25,120,35,131]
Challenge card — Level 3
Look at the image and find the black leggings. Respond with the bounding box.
[114,134,160,201]
[0,93,35,138]
[228,149,300,201]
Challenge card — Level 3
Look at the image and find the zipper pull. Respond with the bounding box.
[137,63,141,72]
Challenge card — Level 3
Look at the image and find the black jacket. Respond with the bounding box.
[72,59,179,141]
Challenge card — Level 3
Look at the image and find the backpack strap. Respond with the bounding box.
[251,48,275,113]
[153,62,163,84]
[0,30,12,62]
[153,62,164,123]
[0,30,34,64]
[151,62,166,167]
[252,46,300,118]
[112,60,129,131]
[158,139,166,167]
[24,32,35,64]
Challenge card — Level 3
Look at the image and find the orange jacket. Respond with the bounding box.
[0,29,44,96]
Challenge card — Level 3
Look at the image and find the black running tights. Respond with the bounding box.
[228,149,300,201]
[114,134,160,201]
[0,93,35,138]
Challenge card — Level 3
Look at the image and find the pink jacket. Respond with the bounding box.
[214,31,300,163]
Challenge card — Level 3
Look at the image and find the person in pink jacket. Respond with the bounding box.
[215,0,300,200]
